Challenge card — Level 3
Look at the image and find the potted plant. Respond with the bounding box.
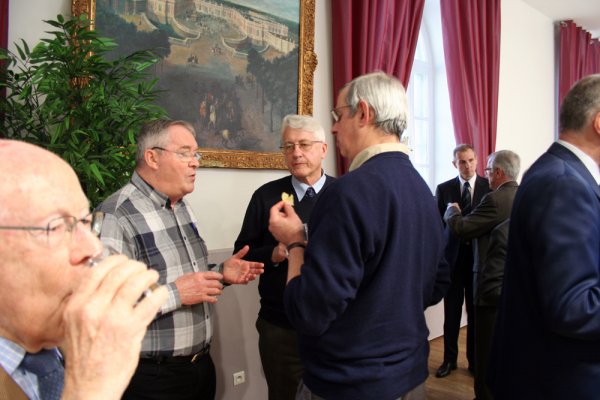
[0,14,167,207]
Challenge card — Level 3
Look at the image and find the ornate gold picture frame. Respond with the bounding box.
[72,0,316,169]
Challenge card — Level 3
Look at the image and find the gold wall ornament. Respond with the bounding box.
[198,149,286,169]
[72,0,316,170]
[71,0,95,27]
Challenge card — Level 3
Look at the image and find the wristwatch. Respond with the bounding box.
[285,242,306,257]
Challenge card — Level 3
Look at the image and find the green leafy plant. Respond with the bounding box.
[0,14,167,207]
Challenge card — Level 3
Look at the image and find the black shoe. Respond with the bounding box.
[435,361,457,378]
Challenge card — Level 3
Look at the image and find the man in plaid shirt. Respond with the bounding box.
[98,119,264,400]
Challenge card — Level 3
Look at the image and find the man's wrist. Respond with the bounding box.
[285,242,306,256]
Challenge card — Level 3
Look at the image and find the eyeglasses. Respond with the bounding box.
[152,147,202,162]
[0,211,104,247]
[331,105,352,123]
[280,141,323,154]
[484,167,495,174]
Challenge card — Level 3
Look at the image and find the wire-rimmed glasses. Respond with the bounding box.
[331,105,352,123]
[152,147,202,162]
[0,211,104,247]
[279,141,323,154]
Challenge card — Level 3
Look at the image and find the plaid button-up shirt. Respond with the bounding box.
[98,172,217,357]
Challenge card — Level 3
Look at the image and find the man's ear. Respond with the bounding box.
[145,149,160,170]
[593,111,600,137]
[357,100,373,126]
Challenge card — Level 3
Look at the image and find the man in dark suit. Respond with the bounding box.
[234,114,334,400]
[444,149,520,400]
[489,75,600,400]
[435,144,490,378]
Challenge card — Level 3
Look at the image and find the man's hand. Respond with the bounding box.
[269,201,305,245]
[447,202,461,211]
[175,271,225,305]
[61,255,168,400]
[271,242,287,264]
[223,245,265,284]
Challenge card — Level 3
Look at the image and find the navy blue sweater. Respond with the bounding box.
[284,152,449,399]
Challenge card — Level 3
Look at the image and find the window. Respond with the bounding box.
[405,0,456,192]
[405,23,433,187]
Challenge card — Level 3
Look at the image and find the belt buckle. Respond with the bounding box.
[190,347,208,363]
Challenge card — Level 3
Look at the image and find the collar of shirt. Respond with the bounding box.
[557,139,600,185]
[0,337,25,376]
[291,172,327,201]
[348,142,411,172]
[0,337,40,400]
[131,171,176,209]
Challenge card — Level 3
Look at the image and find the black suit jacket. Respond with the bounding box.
[436,175,490,221]
[436,175,490,269]
[233,174,335,328]
[444,180,519,300]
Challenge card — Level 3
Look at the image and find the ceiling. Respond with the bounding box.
[522,0,600,38]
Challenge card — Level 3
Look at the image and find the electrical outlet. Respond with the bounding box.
[233,371,246,386]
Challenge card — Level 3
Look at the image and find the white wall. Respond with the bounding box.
[497,0,557,173]
[8,0,557,398]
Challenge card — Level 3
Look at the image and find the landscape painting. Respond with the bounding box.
[80,0,316,168]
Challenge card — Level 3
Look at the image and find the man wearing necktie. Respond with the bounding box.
[434,144,490,379]
[0,140,168,400]
[234,114,334,400]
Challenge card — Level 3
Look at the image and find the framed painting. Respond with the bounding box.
[72,0,316,169]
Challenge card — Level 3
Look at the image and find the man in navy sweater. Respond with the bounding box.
[234,114,334,400]
[269,72,449,400]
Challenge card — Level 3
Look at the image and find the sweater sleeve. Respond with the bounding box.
[283,183,370,336]
[233,190,277,266]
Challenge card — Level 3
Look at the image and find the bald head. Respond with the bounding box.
[0,140,86,224]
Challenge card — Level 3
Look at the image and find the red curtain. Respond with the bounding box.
[559,21,600,105]
[0,0,6,51]
[0,0,7,105]
[331,0,425,175]
[441,0,501,176]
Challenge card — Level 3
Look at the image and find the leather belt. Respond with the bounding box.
[140,346,210,365]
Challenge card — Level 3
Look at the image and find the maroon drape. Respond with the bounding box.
[0,0,8,103]
[0,0,7,51]
[441,0,500,176]
[331,0,425,175]
[559,21,600,105]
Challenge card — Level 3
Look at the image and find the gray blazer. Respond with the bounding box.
[444,181,518,300]
[478,219,509,306]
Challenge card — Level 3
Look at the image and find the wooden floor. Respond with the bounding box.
[425,327,474,400]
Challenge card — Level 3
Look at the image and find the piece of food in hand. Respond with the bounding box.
[281,192,294,206]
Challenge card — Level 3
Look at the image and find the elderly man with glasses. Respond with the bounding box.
[233,114,334,400]
[97,119,264,400]
[0,139,168,400]
[444,149,520,400]
[269,72,449,400]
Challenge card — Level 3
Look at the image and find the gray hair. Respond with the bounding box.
[489,150,520,180]
[453,144,476,159]
[560,74,600,134]
[136,119,196,165]
[280,114,325,142]
[342,71,408,138]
